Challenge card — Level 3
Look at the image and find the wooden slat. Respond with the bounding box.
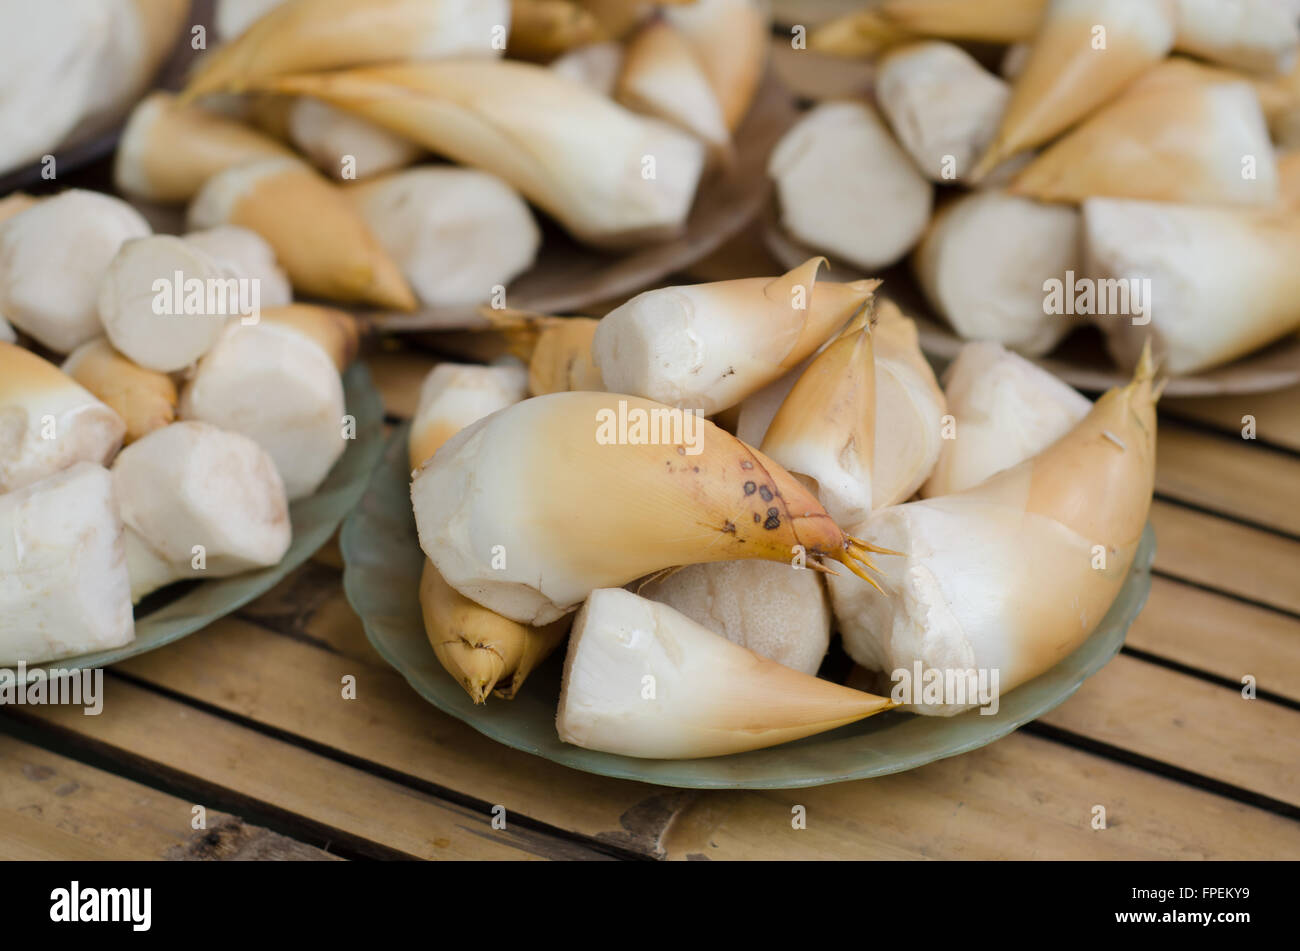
[1127,576,1300,701]
[6,681,608,861]
[1150,500,1300,615]
[242,562,401,662]
[114,616,684,858]
[1156,424,1300,536]
[1040,654,1300,808]
[118,607,1300,859]
[660,731,1300,860]
[1162,384,1300,453]
[0,809,114,860]
[0,734,335,860]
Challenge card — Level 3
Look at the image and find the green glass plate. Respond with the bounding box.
[343,424,1156,790]
[9,363,385,682]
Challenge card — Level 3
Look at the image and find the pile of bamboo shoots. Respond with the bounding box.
[763,0,1300,377]
[0,184,363,666]
[99,0,773,314]
[408,259,1158,759]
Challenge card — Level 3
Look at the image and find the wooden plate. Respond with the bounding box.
[763,204,1300,396]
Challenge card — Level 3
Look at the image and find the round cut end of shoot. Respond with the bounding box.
[179,321,346,501]
[111,421,290,600]
[98,235,238,373]
[0,190,151,354]
[876,40,1009,183]
[183,225,292,310]
[922,341,1091,498]
[913,189,1079,357]
[769,100,932,271]
[349,167,540,309]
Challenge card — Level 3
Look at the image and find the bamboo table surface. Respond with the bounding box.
[3,239,1299,862]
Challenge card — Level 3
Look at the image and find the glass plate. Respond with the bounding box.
[343,424,1156,790]
[8,362,385,682]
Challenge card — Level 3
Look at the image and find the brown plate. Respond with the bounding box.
[762,204,1300,396]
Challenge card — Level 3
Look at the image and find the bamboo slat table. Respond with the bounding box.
[3,240,1299,861]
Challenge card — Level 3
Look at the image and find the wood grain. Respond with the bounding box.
[1039,655,1300,808]
[660,731,1300,860]
[0,734,335,860]
[1150,500,1300,615]
[1156,424,1300,536]
[1127,576,1300,702]
[1162,383,1300,453]
[113,604,1300,859]
[113,615,685,858]
[5,680,609,861]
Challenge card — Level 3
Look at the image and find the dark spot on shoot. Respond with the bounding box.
[759,485,774,502]
[764,508,780,530]
[743,480,757,495]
